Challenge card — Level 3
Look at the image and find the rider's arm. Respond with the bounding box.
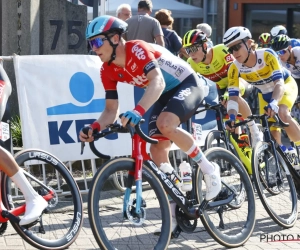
[95,98,119,130]
[137,65,165,111]
[227,63,240,118]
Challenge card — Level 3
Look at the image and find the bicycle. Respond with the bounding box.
[83,120,256,249]
[203,102,299,228]
[0,59,83,249]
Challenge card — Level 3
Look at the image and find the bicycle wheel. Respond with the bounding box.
[197,147,256,248]
[252,141,298,228]
[88,157,171,250]
[112,170,150,193]
[204,130,228,150]
[1,149,83,250]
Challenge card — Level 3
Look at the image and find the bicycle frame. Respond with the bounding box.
[0,170,55,224]
[126,130,236,220]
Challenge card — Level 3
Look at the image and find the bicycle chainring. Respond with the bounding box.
[125,198,146,226]
[0,222,8,235]
[175,205,197,233]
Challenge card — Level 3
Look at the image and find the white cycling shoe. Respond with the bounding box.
[251,131,264,148]
[203,163,222,201]
[19,196,48,226]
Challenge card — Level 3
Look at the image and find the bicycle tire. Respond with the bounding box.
[88,157,171,250]
[1,149,83,250]
[197,147,256,248]
[252,141,298,228]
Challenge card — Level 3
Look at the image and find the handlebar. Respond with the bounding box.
[80,119,158,159]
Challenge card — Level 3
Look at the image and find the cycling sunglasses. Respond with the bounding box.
[185,44,202,54]
[89,37,108,49]
[276,49,288,56]
[228,42,243,54]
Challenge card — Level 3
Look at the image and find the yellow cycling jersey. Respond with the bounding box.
[187,44,233,89]
[228,48,291,101]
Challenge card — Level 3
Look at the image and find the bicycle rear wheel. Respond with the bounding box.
[88,157,171,250]
[1,149,83,250]
[252,141,298,228]
[197,147,256,248]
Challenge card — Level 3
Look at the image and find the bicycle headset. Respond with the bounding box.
[86,15,128,65]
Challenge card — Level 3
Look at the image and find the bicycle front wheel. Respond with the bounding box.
[197,147,256,248]
[2,149,83,250]
[252,141,298,228]
[88,157,171,250]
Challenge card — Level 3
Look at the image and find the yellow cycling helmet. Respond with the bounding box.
[182,29,207,48]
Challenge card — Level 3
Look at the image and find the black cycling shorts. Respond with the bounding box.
[148,73,206,137]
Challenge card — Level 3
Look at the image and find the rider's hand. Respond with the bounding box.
[121,110,142,127]
[225,114,236,133]
[266,99,279,117]
[121,105,145,127]
[79,121,100,142]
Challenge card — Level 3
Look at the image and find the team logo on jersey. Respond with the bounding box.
[132,44,146,60]
[225,54,233,63]
[258,59,262,64]
[118,73,123,78]
[128,73,148,86]
[175,66,185,77]
[131,63,137,72]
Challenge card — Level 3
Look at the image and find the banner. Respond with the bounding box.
[14,55,217,162]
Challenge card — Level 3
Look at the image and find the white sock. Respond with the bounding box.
[10,170,38,201]
[247,121,259,135]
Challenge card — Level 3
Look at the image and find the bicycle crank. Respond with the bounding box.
[175,205,197,233]
[125,198,146,226]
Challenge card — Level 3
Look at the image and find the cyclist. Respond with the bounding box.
[258,32,271,48]
[271,34,300,121]
[182,29,262,147]
[223,26,300,152]
[79,15,221,236]
[270,25,300,47]
[0,67,48,226]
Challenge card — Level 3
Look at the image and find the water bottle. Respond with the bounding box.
[160,163,182,189]
[179,161,192,192]
[288,146,300,170]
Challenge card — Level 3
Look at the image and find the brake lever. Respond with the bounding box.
[80,142,85,155]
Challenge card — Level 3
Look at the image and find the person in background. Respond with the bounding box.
[258,32,271,48]
[154,9,188,58]
[196,23,213,48]
[125,0,164,46]
[116,3,132,21]
[270,25,300,47]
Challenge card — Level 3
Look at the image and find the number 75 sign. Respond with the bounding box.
[49,20,85,50]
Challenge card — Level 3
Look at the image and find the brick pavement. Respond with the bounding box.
[1,192,300,250]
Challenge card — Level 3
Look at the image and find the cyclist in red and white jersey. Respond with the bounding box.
[79,15,221,235]
[0,65,48,226]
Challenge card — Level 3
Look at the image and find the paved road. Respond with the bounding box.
[1,191,300,250]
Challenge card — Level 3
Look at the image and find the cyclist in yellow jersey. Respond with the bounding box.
[182,29,262,147]
[223,26,300,150]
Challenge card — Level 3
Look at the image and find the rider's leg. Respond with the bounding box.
[238,96,263,147]
[0,147,48,225]
[155,111,221,201]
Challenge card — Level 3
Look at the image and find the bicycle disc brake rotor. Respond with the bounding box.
[125,198,146,226]
[175,205,197,233]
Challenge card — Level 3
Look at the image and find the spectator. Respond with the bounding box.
[125,0,164,46]
[116,3,132,21]
[154,9,188,57]
[196,23,214,48]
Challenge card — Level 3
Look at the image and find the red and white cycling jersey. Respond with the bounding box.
[100,40,194,93]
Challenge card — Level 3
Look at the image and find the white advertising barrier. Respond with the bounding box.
[13,55,217,162]
[14,55,134,162]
